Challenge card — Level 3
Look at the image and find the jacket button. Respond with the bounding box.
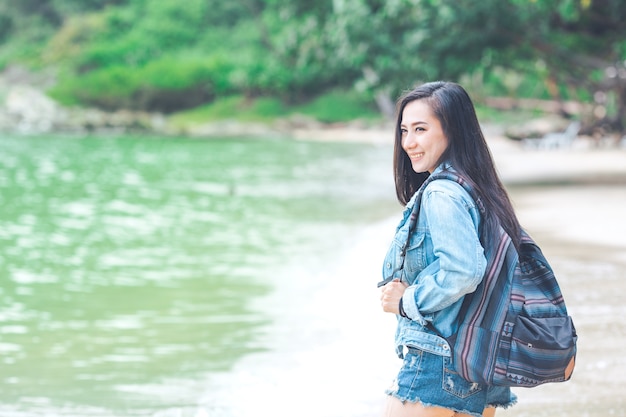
[386,262,391,269]
[442,345,450,351]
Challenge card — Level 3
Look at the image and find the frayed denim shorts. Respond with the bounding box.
[385,347,517,417]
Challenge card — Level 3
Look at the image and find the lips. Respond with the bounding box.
[409,152,424,159]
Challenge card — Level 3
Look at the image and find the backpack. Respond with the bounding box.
[408,171,578,387]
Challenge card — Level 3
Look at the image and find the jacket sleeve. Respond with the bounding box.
[401,184,486,325]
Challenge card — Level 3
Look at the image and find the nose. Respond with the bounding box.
[403,131,417,150]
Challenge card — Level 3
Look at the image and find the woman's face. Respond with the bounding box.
[400,99,449,174]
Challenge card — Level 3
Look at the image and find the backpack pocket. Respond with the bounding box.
[504,315,577,386]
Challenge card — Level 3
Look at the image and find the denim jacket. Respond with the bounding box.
[381,164,487,358]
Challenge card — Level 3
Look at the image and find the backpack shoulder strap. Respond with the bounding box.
[416,171,512,337]
[407,171,486,234]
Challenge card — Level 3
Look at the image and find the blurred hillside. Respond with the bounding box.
[0,0,625,138]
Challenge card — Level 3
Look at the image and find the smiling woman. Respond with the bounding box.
[381,82,521,417]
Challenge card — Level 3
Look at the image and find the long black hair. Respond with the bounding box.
[393,81,521,248]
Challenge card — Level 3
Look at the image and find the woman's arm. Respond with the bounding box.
[400,184,486,324]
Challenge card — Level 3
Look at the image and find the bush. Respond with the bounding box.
[294,90,380,123]
[48,65,139,108]
[168,89,380,128]
[169,95,288,126]
[49,53,236,112]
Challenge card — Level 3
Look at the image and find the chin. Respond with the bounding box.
[411,164,427,174]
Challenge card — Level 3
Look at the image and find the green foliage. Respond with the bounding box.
[0,3,58,68]
[50,0,131,17]
[48,65,139,107]
[74,0,207,69]
[0,14,12,44]
[295,90,380,123]
[169,95,288,126]
[474,105,546,125]
[2,0,626,130]
[43,13,106,66]
[49,54,236,111]
[169,90,380,126]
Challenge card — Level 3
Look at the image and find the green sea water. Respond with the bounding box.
[0,134,396,416]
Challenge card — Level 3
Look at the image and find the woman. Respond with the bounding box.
[379,81,520,417]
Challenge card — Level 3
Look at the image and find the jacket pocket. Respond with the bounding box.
[402,229,427,275]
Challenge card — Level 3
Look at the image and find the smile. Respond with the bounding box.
[409,153,424,159]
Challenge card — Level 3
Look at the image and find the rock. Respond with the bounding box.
[503,115,571,141]
[0,84,168,135]
[4,85,67,134]
[184,119,278,137]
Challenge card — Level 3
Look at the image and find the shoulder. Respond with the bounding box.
[421,177,482,229]
[423,178,476,209]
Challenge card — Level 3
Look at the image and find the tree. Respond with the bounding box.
[3,0,625,134]
[509,0,626,133]
[324,0,626,132]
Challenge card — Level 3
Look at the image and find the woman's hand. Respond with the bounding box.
[380,279,409,314]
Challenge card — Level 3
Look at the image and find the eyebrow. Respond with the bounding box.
[401,120,429,128]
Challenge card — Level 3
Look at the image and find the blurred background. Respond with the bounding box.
[0,1,625,416]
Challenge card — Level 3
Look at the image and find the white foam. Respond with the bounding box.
[197,216,402,417]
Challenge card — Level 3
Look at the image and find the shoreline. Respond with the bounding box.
[3,76,624,147]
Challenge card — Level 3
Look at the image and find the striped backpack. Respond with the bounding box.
[413,171,578,387]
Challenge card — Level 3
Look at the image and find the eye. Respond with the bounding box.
[400,128,408,135]
[415,127,426,132]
